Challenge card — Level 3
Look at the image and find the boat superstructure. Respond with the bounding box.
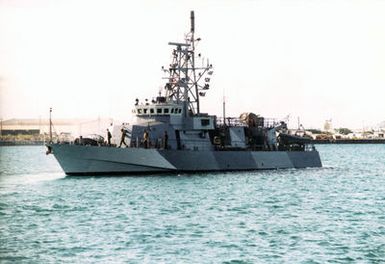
[47,11,322,175]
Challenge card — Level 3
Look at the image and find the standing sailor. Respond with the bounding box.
[106,129,112,146]
[119,128,128,148]
[143,130,149,148]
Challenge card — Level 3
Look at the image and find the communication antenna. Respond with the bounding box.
[49,107,53,143]
[297,116,300,130]
[190,10,195,33]
[163,11,213,115]
[190,10,199,113]
[223,90,226,126]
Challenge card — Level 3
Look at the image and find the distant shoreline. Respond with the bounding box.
[1,139,385,147]
[0,141,45,146]
[311,139,385,144]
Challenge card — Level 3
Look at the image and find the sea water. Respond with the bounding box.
[1,145,385,263]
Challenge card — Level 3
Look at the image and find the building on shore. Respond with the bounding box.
[1,118,116,142]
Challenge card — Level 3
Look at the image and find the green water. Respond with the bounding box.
[1,145,385,263]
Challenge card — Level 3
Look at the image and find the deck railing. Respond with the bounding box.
[216,117,281,128]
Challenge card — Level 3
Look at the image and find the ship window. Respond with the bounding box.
[143,108,148,114]
[201,119,210,126]
[157,108,162,114]
[150,109,154,114]
[171,108,174,113]
[178,108,182,114]
[164,108,169,114]
[137,109,142,114]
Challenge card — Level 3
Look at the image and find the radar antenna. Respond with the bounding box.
[162,11,213,115]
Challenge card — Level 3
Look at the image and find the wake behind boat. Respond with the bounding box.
[47,11,322,175]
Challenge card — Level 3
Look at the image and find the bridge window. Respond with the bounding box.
[201,119,210,126]
[171,108,174,113]
[150,108,154,114]
[157,108,162,114]
[164,108,169,114]
[143,108,148,114]
[137,109,142,114]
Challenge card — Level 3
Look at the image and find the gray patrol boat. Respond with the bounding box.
[47,11,322,175]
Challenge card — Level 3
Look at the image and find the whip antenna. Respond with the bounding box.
[190,10,195,33]
[49,107,52,143]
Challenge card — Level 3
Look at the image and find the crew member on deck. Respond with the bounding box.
[119,129,128,148]
[107,129,112,146]
[143,130,149,148]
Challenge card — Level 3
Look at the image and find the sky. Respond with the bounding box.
[1,0,385,129]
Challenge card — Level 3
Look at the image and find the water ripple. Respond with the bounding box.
[1,145,385,263]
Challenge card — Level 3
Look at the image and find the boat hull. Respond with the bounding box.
[49,144,322,175]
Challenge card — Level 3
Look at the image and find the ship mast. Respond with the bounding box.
[163,11,213,115]
[49,107,53,143]
[190,11,200,114]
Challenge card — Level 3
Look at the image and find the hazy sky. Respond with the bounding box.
[1,0,385,129]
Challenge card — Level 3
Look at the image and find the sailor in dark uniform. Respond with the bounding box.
[143,130,149,148]
[119,129,128,148]
[107,129,112,146]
